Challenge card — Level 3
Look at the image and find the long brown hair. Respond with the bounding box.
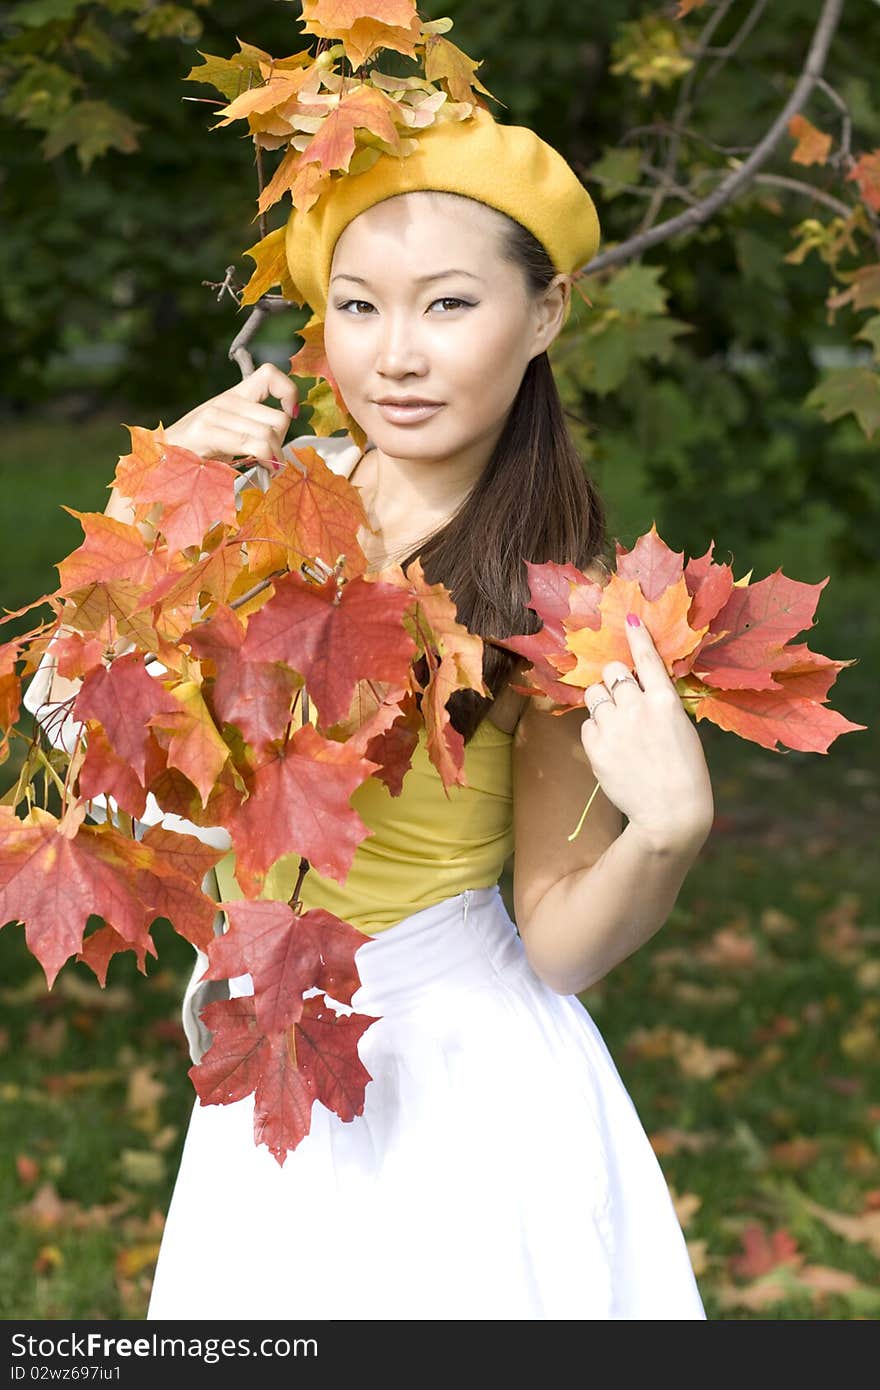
[381,196,613,742]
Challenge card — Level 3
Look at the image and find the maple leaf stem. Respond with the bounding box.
[228,572,281,613]
[567,780,601,842]
[29,743,68,802]
[287,856,312,915]
[283,685,312,746]
[59,724,86,818]
[0,742,39,809]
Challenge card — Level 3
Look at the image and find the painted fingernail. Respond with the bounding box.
[626,612,641,627]
[293,400,300,418]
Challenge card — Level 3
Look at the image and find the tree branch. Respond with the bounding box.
[578,0,849,274]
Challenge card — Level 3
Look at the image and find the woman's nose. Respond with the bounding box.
[374,314,428,374]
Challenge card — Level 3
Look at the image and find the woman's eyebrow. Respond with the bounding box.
[330,269,483,286]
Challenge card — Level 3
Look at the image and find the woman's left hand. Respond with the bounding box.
[579,613,715,853]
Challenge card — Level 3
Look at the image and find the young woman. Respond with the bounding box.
[25,116,714,1320]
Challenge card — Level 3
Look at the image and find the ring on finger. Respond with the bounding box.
[586,692,614,717]
[606,672,639,695]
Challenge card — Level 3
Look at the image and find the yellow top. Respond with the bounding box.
[212,714,514,933]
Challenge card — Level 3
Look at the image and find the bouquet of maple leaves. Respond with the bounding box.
[495,523,866,838]
[0,427,866,1166]
[1,430,495,1165]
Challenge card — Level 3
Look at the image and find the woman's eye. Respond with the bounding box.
[338,299,374,315]
[336,297,475,315]
[429,297,474,312]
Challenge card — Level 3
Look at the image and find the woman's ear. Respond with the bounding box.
[533,273,571,354]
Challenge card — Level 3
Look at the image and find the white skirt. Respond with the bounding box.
[146,884,706,1320]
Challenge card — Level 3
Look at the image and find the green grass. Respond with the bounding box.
[2,409,878,1319]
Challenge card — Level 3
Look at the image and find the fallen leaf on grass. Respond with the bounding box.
[149,1123,179,1152]
[14,1180,134,1231]
[668,980,741,1007]
[115,1207,166,1242]
[759,907,798,936]
[648,1127,722,1156]
[769,1137,822,1170]
[799,1194,880,1257]
[728,1223,802,1280]
[125,1063,167,1135]
[676,1035,740,1080]
[816,893,867,962]
[716,1261,871,1312]
[716,1218,880,1311]
[623,1025,741,1079]
[56,976,134,1011]
[752,1014,800,1043]
[43,1067,122,1095]
[798,1265,868,1296]
[670,1186,702,1227]
[825,1074,862,1097]
[33,1245,64,1275]
[15,1153,40,1184]
[695,923,760,970]
[856,959,880,989]
[648,947,693,971]
[840,1007,880,1061]
[115,1242,163,1278]
[0,975,62,1006]
[119,1149,166,1186]
[845,1140,879,1174]
[25,1017,68,1057]
[13,1181,77,1230]
[751,1042,786,1074]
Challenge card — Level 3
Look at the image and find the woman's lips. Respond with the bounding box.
[375,402,444,424]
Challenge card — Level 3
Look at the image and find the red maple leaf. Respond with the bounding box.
[729,1223,804,1279]
[0,807,222,987]
[181,602,300,751]
[113,433,238,554]
[190,992,379,1165]
[201,897,370,1033]
[72,652,180,783]
[222,720,383,897]
[240,566,417,728]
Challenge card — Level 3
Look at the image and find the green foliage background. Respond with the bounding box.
[2,0,879,570]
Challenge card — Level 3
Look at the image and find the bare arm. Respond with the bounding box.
[512,603,714,995]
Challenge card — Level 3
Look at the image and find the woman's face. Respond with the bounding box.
[323,191,566,467]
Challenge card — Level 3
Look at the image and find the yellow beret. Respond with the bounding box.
[284,105,600,318]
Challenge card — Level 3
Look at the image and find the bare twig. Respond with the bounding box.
[578,0,849,275]
[634,0,742,239]
[693,0,771,100]
[227,293,292,379]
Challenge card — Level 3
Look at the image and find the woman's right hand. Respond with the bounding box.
[38,365,303,709]
[162,361,300,463]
